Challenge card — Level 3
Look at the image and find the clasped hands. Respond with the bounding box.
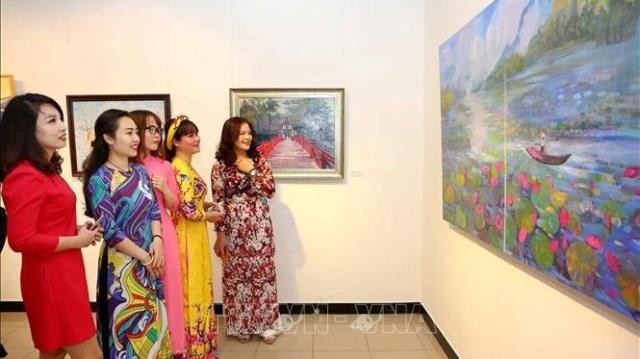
[143,236,165,277]
[77,218,104,248]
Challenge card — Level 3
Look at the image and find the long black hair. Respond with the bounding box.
[0,93,64,181]
[215,117,259,166]
[164,116,199,162]
[81,109,129,217]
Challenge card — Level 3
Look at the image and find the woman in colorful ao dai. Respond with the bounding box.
[82,109,171,358]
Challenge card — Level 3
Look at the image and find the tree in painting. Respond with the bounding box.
[238,96,337,170]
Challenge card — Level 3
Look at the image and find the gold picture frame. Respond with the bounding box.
[0,75,16,100]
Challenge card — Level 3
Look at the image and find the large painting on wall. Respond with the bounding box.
[440,0,639,322]
[66,94,171,176]
[230,88,344,180]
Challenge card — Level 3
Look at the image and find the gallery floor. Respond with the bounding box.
[1,312,448,359]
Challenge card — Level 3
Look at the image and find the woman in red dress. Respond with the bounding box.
[0,94,102,358]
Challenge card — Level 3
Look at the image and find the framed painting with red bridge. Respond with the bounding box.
[230,88,344,180]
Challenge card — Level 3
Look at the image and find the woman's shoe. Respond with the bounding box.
[261,329,277,345]
[237,334,251,343]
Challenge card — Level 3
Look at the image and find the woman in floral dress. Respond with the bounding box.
[165,115,219,358]
[211,117,281,344]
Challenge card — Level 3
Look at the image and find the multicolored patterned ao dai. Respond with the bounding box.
[88,164,171,358]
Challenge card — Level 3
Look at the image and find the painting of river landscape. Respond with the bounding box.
[230,88,344,180]
[440,0,639,322]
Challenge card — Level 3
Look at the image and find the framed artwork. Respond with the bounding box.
[440,0,639,322]
[66,94,171,176]
[0,74,15,100]
[230,88,344,180]
[0,75,16,117]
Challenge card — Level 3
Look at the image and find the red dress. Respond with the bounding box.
[2,162,95,352]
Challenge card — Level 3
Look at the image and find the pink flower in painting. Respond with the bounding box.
[558,208,570,228]
[606,252,621,273]
[517,172,530,189]
[622,166,640,178]
[606,288,619,299]
[490,176,499,187]
[518,228,528,243]
[585,234,602,250]
[495,214,503,230]
[495,161,504,173]
[471,191,479,204]
[570,179,578,189]
[530,211,538,226]
[532,180,541,193]
[506,194,516,206]
[475,205,484,215]
[481,164,490,175]
[549,239,559,253]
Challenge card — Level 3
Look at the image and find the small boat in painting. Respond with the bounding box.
[526,147,571,166]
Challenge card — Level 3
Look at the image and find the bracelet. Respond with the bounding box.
[152,234,162,241]
[140,253,154,266]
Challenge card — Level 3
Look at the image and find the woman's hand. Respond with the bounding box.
[148,236,165,277]
[205,210,222,223]
[151,175,168,194]
[77,220,92,232]
[140,253,157,276]
[77,222,103,248]
[214,232,230,262]
[236,157,254,174]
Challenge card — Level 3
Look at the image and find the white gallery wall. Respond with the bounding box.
[422,0,639,358]
[0,0,425,303]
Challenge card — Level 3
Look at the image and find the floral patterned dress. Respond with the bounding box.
[172,157,217,358]
[210,154,281,336]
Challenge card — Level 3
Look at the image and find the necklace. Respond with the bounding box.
[107,160,132,174]
[235,156,251,164]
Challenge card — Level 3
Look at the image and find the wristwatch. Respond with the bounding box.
[248,168,257,177]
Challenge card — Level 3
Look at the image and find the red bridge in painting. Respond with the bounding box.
[258,135,334,169]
